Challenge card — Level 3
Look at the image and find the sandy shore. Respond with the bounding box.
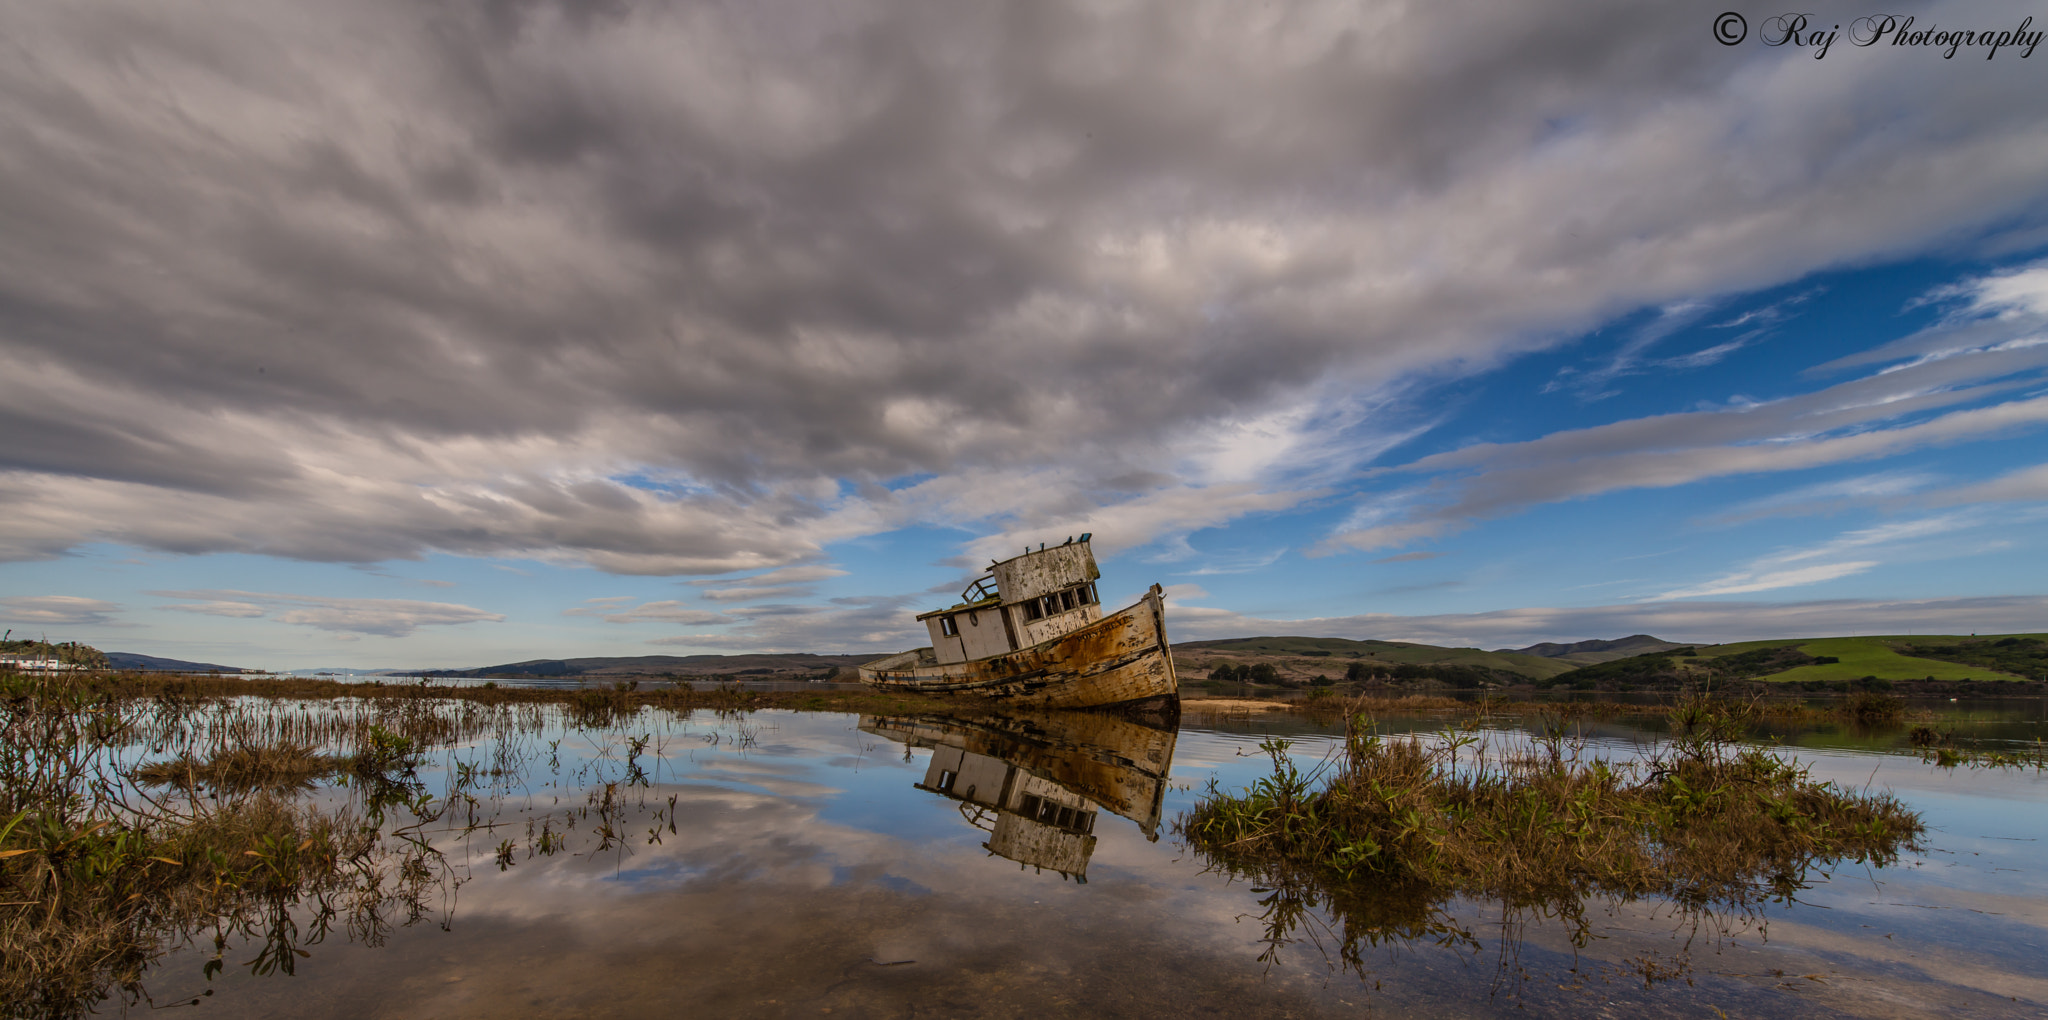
[1178,697,1294,713]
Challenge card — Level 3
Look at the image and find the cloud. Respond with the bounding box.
[1,0,2046,575]
[1372,551,1443,564]
[149,590,504,637]
[162,600,268,619]
[1162,594,2048,650]
[563,599,730,626]
[0,595,123,627]
[1821,262,2048,373]
[1544,300,1717,399]
[689,565,849,588]
[1648,561,1877,601]
[1703,471,1941,525]
[643,594,928,653]
[698,586,813,603]
[1173,548,1288,575]
[1647,513,1983,600]
[686,563,850,601]
[1319,278,2048,553]
[1936,460,2048,505]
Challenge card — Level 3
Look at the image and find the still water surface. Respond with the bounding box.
[122,701,2048,1018]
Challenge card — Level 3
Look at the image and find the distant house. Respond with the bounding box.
[0,655,78,672]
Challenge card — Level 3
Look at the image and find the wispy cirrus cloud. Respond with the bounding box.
[151,590,503,638]
[645,594,928,653]
[1647,561,1878,601]
[1646,513,1984,601]
[1701,471,1942,525]
[1372,551,1445,564]
[1160,591,2048,650]
[1319,269,2048,555]
[0,596,123,627]
[563,599,729,626]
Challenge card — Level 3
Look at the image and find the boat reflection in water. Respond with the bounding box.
[858,710,1177,882]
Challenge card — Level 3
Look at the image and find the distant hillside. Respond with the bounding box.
[106,652,247,674]
[1172,636,1578,681]
[420,652,871,680]
[1687,634,2048,684]
[1526,633,2048,689]
[1506,634,1685,665]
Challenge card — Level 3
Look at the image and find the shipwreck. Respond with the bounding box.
[857,535,1179,711]
[858,709,1178,881]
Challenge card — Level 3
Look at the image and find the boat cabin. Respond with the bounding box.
[916,535,1105,666]
[921,743,1099,879]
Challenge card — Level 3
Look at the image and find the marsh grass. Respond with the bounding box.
[1897,715,2048,769]
[1177,694,1922,986]
[1282,689,1921,732]
[1,673,455,1017]
[60,670,980,719]
[1841,690,1907,724]
[130,742,341,793]
[1,665,971,1016]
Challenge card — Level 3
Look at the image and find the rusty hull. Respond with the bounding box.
[859,585,1179,709]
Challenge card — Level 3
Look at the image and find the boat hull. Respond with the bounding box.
[859,585,1178,709]
[858,709,1177,838]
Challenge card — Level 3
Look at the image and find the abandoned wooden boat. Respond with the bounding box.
[858,535,1179,710]
[859,709,1178,880]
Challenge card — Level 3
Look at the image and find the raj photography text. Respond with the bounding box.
[1715,12,2044,58]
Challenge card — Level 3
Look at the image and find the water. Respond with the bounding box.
[76,702,2048,1017]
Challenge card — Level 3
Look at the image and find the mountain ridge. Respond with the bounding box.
[1502,634,1686,665]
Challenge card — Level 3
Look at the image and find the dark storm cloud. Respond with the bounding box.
[5,0,2048,573]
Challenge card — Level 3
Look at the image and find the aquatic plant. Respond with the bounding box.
[1176,696,1923,987]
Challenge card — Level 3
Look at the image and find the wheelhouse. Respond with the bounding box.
[915,535,1106,666]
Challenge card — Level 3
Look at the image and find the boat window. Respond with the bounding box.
[1018,793,1041,817]
[1077,583,1097,606]
[939,615,958,637]
[1021,600,1043,622]
[937,770,957,792]
[1060,590,1075,612]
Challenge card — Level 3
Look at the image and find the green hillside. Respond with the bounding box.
[1176,632,2048,689]
[1173,636,1578,680]
[1683,634,2048,683]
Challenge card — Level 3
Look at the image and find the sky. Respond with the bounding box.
[4,0,2048,670]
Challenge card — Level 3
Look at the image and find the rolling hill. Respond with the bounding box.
[1505,634,1687,665]
[105,652,248,674]
[1171,635,1580,681]
[1684,634,2048,683]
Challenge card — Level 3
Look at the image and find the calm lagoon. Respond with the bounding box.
[85,700,2048,1018]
